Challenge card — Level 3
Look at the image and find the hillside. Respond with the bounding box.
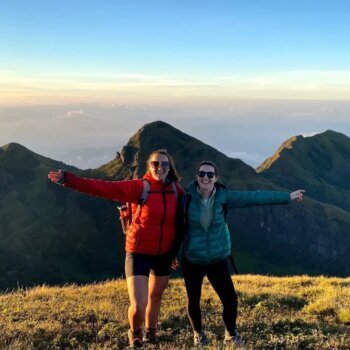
[0,275,349,349]
[1,122,350,290]
[257,130,350,212]
[0,143,123,289]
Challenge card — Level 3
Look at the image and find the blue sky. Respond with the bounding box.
[0,1,349,168]
[1,0,350,101]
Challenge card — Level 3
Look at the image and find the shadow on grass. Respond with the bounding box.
[241,292,307,311]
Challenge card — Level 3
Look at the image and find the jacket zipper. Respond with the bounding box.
[158,187,167,255]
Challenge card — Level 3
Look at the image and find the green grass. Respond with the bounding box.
[1,275,349,349]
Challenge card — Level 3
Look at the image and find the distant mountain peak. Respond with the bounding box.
[1,142,32,154]
[120,120,188,163]
[99,120,257,184]
[256,130,349,173]
[322,129,346,137]
[257,128,350,212]
[140,120,174,130]
[256,135,300,173]
[303,129,349,142]
[130,120,184,143]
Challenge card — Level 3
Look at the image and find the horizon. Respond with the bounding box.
[1,1,349,168]
[1,114,349,170]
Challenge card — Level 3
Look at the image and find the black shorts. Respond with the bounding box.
[125,252,173,278]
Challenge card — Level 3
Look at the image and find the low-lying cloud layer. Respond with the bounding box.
[1,100,349,169]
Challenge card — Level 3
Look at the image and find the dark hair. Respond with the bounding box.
[147,149,181,182]
[197,160,218,175]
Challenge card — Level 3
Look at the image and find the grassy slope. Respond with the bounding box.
[1,275,349,350]
[257,131,350,212]
[0,143,126,289]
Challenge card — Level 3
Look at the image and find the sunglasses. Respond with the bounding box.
[197,171,216,179]
[150,161,170,169]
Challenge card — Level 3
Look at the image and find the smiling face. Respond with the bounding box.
[197,164,218,194]
[148,153,170,182]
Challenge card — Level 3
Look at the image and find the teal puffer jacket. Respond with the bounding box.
[184,181,291,265]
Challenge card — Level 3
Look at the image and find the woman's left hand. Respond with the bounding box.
[171,258,180,270]
[290,190,305,202]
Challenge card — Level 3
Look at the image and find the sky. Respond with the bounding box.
[1,1,350,168]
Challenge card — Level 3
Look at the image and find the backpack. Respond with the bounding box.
[181,183,239,274]
[117,179,178,235]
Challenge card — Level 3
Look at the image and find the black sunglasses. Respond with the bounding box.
[150,161,170,169]
[197,171,216,179]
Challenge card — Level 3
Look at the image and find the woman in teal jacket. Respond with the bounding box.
[182,161,304,346]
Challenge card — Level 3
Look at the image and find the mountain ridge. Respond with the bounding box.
[257,129,350,212]
[1,122,350,289]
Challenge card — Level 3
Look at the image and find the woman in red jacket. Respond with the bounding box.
[48,149,184,348]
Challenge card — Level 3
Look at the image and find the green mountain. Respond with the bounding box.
[0,143,123,289]
[98,120,262,188]
[1,122,350,289]
[257,130,350,212]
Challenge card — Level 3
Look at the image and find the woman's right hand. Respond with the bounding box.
[48,170,66,186]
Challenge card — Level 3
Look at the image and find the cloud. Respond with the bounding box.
[65,109,88,118]
[302,132,321,138]
[225,151,263,167]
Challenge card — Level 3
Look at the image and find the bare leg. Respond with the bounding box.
[145,274,170,329]
[127,275,149,331]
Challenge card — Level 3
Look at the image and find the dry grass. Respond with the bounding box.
[0,275,349,349]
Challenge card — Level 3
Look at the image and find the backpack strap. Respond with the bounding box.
[131,179,150,227]
[182,193,191,220]
[181,193,192,255]
[146,181,178,200]
[139,179,150,205]
[171,181,178,200]
[129,180,177,233]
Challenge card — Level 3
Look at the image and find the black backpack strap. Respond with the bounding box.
[180,193,192,255]
[182,193,191,223]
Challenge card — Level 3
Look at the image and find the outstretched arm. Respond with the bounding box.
[290,190,305,202]
[48,170,142,202]
[226,189,305,208]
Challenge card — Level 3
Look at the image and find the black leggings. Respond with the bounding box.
[182,257,238,335]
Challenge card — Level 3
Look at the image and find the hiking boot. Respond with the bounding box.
[193,331,208,347]
[224,329,241,346]
[128,329,143,349]
[144,327,158,344]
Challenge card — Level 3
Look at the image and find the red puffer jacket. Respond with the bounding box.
[64,172,184,255]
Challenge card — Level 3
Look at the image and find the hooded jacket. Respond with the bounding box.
[184,181,290,265]
[64,172,184,255]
